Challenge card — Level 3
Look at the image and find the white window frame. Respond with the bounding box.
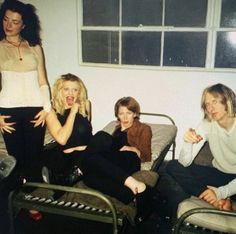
[77,0,236,72]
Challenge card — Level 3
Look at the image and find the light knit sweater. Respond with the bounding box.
[179,119,236,199]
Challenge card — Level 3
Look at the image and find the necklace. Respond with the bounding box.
[5,38,23,61]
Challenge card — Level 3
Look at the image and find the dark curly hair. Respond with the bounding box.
[0,0,41,46]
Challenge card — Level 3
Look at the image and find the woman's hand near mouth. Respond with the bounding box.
[70,102,80,114]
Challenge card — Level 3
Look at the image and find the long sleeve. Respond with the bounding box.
[179,119,236,200]
[127,121,152,162]
[136,124,152,162]
[178,121,207,166]
[212,178,236,199]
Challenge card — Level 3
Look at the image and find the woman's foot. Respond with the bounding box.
[124,176,146,194]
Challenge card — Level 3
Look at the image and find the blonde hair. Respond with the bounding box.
[52,73,89,116]
[201,83,236,120]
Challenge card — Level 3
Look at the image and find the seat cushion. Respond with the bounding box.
[0,154,16,179]
[193,142,213,167]
[132,170,158,187]
[177,196,236,233]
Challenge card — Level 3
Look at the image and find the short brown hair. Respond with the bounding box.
[114,96,140,119]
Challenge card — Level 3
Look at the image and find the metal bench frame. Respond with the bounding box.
[172,207,236,234]
[9,182,126,234]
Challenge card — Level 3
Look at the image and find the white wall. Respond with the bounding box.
[24,0,236,158]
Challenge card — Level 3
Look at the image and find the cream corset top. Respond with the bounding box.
[0,41,38,72]
[0,41,43,108]
[0,70,43,108]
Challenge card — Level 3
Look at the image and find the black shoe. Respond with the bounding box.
[135,186,155,223]
[63,166,82,186]
[42,166,82,186]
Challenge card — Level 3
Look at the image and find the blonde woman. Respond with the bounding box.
[41,73,92,185]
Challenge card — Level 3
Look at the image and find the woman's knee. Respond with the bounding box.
[87,131,112,153]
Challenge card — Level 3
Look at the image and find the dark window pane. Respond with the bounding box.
[165,0,207,27]
[83,0,119,26]
[215,32,236,68]
[164,32,207,67]
[82,31,119,64]
[122,32,161,65]
[220,0,236,27]
[122,0,162,26]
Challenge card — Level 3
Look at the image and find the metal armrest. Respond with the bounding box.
[141,112,176,160]
[172,207,236,234]
[9,182,121,234]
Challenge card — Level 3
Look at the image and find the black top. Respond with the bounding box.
[112,127,129,151]
[57,109,92,150]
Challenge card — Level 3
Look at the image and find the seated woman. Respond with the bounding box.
[41,73,92,185]
[42,74,153,207]
[80,96,152,204]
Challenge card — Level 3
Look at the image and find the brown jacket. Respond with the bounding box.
[125,120,152,162]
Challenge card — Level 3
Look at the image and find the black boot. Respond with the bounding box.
[135,186,155,223]
[63,165,83,186]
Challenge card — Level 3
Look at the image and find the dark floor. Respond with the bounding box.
[11,208,173,234]
[1,162,180,234]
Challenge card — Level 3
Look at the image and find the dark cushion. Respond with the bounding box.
[193,142,213,167]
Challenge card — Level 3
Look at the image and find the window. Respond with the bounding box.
[215,0,236,68]
[122,32,161,65]
[78,0,236,70]
[82,31,119,64]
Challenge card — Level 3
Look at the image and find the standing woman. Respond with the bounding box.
[0,0,51,183]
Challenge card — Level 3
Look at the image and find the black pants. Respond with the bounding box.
[0,107,45,181]
[81,131,140,204]
[41,131,114,175]
[42,131,140,204]
[166,160,236,198]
